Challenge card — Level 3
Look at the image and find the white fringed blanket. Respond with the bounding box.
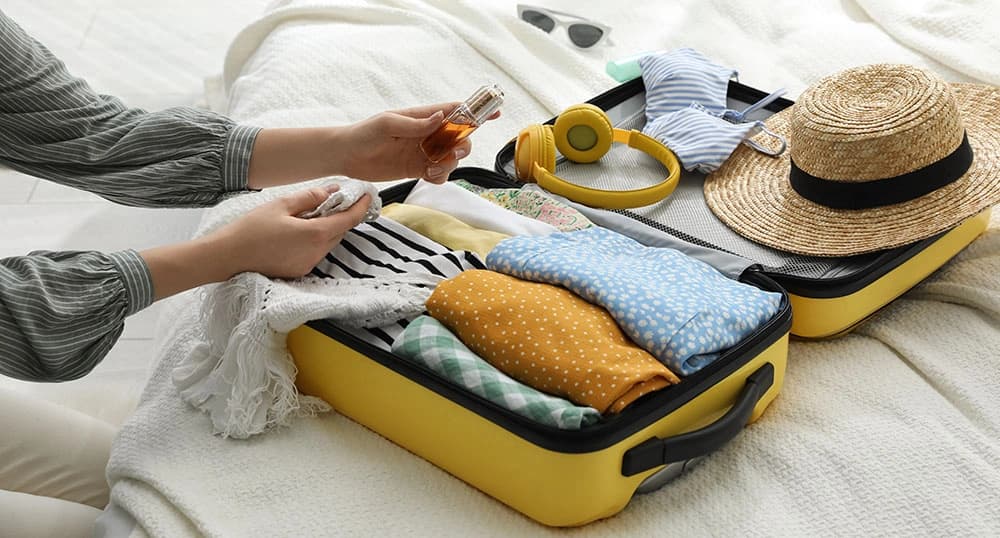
[105,0,1000,535]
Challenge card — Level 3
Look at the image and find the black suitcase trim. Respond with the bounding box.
[304,175,791,454]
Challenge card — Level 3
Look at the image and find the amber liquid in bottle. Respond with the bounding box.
[420,119,477,163]
[419,84,504,164]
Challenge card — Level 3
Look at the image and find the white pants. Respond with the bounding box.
[0,386,115,538]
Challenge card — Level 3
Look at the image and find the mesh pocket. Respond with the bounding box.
[546,97,879,280]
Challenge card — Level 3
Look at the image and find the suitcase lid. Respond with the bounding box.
[487,77,957,300]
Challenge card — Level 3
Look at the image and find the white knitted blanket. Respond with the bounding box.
[105,214,1000,537]
[105,0,1000,535]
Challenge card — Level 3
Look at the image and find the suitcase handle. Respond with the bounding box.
[620,362,774,476]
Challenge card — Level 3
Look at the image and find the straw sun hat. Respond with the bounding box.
[704,64,1000,257]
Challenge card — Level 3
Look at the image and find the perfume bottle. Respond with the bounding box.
[420,84,504,163]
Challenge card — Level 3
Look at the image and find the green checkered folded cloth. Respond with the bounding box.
[392,316,601,430]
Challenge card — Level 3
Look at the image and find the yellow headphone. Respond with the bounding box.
[514,103,682,209]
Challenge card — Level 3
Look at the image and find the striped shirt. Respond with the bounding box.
[313,217,485,351]
[0,10,261,381]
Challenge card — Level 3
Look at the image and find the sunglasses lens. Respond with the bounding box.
[567,24,604,48]
[521,10,555,33]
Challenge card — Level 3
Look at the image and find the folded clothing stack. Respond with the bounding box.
[485,227,783,375]
[373,181,783,428]
[392,315,602,430]
[425,270,679,414]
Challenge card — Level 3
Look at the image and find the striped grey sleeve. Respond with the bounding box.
[0,10,261,207]
[0,250,154,382]
[0,10,245,381]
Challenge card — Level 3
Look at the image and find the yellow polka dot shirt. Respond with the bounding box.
[426,270,680,414]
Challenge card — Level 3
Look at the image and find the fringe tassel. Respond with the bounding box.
[174,275,331,439]
[173,270,436,439]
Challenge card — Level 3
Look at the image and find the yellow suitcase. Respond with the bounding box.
[289,172,791,527]
[289,241,789,528]
[288,78,985,527]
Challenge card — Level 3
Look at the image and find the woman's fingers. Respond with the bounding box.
[382,110,444,138]
[280,185,338,215]
[452,138,472,160]
[393,102,499,122]
[326,232,347,251]
[423,138,471,183]
[392,102,460,120]
[311,194,372,239]
[424,160,453,183]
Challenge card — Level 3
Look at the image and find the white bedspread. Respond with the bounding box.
[106,0,1000,535]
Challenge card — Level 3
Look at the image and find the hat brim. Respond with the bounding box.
[704,83,1000,257]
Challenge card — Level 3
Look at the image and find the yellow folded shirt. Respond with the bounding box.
[426,270,680,414]
[382,203,510,259]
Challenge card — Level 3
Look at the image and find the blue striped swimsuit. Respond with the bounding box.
[639,48,785,174]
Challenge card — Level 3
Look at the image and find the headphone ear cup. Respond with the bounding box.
[515,124,556,182]
[539,125,556,173]
[552,103,614,163]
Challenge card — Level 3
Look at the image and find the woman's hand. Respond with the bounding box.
[214,185,371,278]
[339,103,500,184]
[141,185,372,300]
[246,103,501,189]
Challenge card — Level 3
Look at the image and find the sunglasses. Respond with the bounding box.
[517,4,613,49]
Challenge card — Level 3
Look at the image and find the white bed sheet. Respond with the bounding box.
[104,1,1000,535]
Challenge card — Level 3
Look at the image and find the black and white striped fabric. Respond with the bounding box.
[0,10,259,382]
[312,217,485,351]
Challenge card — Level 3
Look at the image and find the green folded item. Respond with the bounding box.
[392,316,601,430]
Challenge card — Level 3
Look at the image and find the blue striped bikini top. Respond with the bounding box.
[639,48,786,174]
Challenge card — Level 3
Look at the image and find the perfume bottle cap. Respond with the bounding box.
[465,84,504,125]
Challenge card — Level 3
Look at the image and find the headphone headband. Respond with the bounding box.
[515,106,681,209]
